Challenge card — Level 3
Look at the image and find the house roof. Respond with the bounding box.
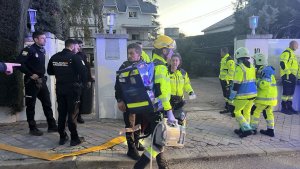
[202,15,235,32]
[102,0,157,14]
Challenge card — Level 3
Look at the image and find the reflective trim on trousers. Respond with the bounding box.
[144,145,161,159]
[282,95,293,101]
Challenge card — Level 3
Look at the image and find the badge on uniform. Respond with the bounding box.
[22,51,28,56]
[35,53,39,58]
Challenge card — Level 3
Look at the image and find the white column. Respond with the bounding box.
[95,34,128,119]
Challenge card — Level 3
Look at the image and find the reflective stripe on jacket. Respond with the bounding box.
[152,53,172,110]
[233,63,257,99]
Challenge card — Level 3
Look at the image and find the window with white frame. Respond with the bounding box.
[129,11,137,18]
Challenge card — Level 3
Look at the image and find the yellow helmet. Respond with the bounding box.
[153,35,176,49]
[235,47,250,59]
[254,53,267,66]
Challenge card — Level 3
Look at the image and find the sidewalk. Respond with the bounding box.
[0,78,300,169]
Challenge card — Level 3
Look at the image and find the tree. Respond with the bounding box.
[62,0,104,40]
[234,0,300,37]
[0,0,30,112]
[31,0,65,38]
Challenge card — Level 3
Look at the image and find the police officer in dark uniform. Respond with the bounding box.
[17,31,57,136]
[75,39,94,124]
[47,39,87,146]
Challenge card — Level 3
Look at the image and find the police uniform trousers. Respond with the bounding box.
[56,84,81,140]
[133,111,169,169]
[219,79,234,112]
[24,76,56,129]
[282,74,296,101]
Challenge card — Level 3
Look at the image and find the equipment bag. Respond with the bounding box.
[155,118,186,147]
[117,61,162,114]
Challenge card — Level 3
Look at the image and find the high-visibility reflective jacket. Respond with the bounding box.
[255,66,278,106]
[219,54,235,81]
[280,48,299,77]
[169,68,193,97]
[152,53,172,110]
[298,62,300,79]
[233,63,257,99]
[141,50,151,63]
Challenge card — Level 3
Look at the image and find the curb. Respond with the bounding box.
[1,148,300,169]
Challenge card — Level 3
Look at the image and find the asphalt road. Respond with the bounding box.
[169,153,300,169]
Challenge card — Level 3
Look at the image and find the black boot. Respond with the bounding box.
[29,127,43,136]
[156,153,169,169]
[219,109,229,114]
[70,135,85,146]
[239,130,253,138]
[133,154,150,169]
[126,132,140,160]
[77,115,85,124]
[287,101,297,114]
[59,133,69,145]
[281,101,290,114]
[260,129,275,137]
[234,128,242,135]
[48,121,58,133]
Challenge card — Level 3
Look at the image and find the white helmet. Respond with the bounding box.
[235,47,250,59]
[254,53,267,66]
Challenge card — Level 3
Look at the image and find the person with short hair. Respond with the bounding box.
[47,39,87,146]
[115,43,145,160]
[136,42,151,63]
[17,31,57,136]
[279,40,299,114]
[74,39,94,123]
[219,47,235,116]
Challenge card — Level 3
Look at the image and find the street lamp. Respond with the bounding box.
[249,15,259,35]
[28,8,37,33]
[106,13,116,34]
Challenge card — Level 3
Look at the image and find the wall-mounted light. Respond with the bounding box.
[28,8,37,33]
[106,13,116,34]
[249,15,259,35]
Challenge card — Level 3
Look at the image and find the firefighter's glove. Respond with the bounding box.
[189,91,196,100]
[167,110,177,125]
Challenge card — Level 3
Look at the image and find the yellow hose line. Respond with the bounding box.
[0,136,126,161]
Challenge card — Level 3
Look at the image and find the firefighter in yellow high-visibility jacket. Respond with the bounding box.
[168,53,196,126]
[133,35,176,169]
[228,47,257,138]
[251,53,277,137]
[219,47,235,116]
[279,41,298,114]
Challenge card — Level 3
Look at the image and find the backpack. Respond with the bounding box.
[117,61,163,114]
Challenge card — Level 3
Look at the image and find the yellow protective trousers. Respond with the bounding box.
[233,99,254,131]
[250,104,275,130]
